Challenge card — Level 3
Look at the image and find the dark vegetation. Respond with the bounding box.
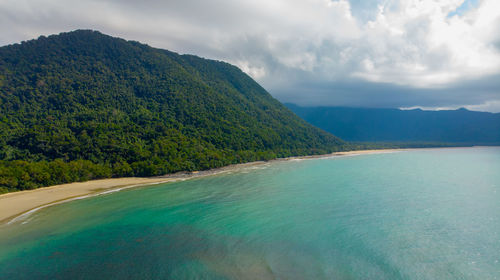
[286,104,500,144]
[0,30,347,193]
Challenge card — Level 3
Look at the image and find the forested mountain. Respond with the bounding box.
[287,104,500,144]
[0,30,346,192]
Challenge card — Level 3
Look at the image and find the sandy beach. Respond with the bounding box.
[0,149,403,224]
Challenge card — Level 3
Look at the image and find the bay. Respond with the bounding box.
[1,147,499,279]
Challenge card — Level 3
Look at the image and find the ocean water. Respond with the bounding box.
[0,147,499,279]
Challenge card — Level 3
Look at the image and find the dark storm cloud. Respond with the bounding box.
[270,73,500,110]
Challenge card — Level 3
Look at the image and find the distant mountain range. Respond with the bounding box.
[286,104,500,145]
[0,30,345,192]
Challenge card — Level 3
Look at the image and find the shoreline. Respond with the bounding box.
[0,148,420,224]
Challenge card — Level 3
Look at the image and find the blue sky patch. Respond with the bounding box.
[448,0,479,17]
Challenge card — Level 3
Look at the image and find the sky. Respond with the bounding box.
[1,0,500,112]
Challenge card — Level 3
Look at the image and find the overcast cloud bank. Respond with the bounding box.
[1,0,499,111]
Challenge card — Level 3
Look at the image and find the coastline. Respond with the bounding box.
[0,149,403,224]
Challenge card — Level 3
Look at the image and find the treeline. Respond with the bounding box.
[0,141,463,194]
[0,148,316,194]
[0,160,111,194]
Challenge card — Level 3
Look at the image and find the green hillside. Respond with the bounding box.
[0,30,345,192]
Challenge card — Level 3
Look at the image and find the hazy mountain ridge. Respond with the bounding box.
[286,104,500,144]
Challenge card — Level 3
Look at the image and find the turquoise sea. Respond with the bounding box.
[0,147,499,279]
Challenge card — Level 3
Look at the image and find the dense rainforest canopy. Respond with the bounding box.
[0,30,346,193]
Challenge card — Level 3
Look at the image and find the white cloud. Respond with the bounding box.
[465,100,500,113]
[352,0,500,86]
[0,0,499,110]
[234,60,267,80]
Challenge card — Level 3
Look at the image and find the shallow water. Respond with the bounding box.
[1,147,499,279]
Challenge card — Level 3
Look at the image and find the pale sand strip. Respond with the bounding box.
[0,149,404,224]
[0,177,174,224]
